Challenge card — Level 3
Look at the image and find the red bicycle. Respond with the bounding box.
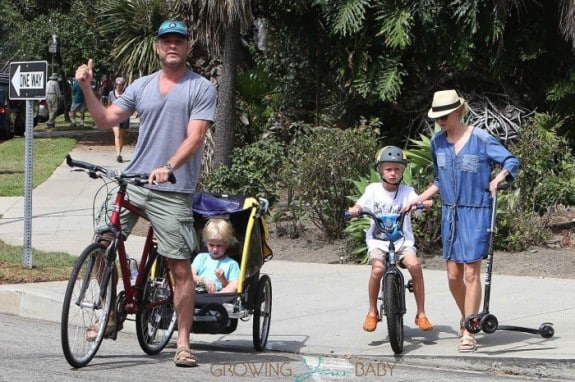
[61,154,177,368]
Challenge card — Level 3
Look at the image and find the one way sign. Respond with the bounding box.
[9,61,48,100]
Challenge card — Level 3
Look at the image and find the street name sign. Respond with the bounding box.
[9,61,48,100]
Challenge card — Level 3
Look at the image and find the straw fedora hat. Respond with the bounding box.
[427,90,465,119]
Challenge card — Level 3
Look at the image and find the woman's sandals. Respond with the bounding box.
[458,335,477,352]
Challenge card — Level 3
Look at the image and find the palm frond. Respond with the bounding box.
[332,0,371,37]
[375,7,412,49]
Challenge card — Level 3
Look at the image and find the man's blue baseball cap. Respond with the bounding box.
[157,20,189,38]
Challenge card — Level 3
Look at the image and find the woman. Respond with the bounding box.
[408,89,519,352]
[108,77,129,163]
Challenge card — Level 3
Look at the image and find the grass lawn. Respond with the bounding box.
[0,240,77,283]
[0,130,79,283]
[0,136,77,196]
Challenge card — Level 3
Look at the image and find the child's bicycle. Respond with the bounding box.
[345,205,423,354]
[60,155,177,368]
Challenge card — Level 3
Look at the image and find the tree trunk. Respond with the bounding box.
[213,21,239,170]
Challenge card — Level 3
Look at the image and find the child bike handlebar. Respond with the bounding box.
[344,204,424,242]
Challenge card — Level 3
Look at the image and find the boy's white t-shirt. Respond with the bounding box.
[356,183,418,253]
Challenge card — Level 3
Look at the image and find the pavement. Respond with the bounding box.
[1,132,574,379]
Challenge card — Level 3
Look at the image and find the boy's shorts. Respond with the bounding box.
[368,246,417,267]
[96,185,196,260]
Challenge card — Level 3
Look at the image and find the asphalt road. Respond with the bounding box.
[1,313,565,382]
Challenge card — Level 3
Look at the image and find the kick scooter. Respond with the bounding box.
[464,189,555,338]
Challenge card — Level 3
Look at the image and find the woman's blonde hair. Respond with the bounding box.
[202,218,238,247]
[458,102,470,119]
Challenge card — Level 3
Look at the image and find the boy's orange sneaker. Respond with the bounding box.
[415,316,433,331]
[363,314,378,332]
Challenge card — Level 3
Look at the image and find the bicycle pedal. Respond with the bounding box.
[406,279,414,292]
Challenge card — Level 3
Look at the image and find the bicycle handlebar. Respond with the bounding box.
[65,154,176,185]
[344,204,424,236]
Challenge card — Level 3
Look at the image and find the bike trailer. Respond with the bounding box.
[189,193,273,350]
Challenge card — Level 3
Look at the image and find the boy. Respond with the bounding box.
[348,146,433,332]
[192,218,240,293]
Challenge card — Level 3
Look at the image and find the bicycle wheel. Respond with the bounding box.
[61,243,113,368]
[253,275,272,351]
[383,272,404,354]
[136,256,176,355]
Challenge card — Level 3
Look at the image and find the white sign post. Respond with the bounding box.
[9,61,47,269]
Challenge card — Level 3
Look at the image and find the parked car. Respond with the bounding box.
[0,73,15,139]
[37,99,48,122]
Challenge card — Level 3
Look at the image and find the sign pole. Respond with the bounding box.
[8,61,48,269]
[22,100,34,268]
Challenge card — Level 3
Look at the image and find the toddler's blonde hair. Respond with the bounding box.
[202,218,238,247]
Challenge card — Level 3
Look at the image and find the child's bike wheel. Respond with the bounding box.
[383,272,404,354]
[61,243,113,368]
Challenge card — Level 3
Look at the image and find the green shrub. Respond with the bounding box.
[205,138,285,203]
[512,113,575,214]
[286,126,378,239]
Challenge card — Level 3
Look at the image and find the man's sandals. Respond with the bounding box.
[174,347,198,367]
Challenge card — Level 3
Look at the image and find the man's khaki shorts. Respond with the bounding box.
[97,185,196,260]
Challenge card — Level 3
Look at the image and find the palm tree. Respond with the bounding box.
[98,0,167,82]
[559,0,575,50]
[190,0,253,169]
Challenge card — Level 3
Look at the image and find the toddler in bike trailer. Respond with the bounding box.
[348,146,433,332]
[192,218,240,293]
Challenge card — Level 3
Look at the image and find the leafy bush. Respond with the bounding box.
[512,113,575,214]
[205,138,285,203]
[286,126,378,239]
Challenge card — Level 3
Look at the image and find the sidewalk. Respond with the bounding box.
[1,141,574,379]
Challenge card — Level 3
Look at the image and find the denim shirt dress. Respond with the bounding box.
[431,127,519,263]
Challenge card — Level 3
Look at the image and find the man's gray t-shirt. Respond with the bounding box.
[114,70,216,193]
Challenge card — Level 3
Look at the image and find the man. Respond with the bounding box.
[45,73,61,128]
[75,19,217,367]
[69,77,86,127]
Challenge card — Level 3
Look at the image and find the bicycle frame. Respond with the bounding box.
[62,154,179,368]
[97,181,164,315]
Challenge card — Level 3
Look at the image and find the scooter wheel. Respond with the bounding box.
[539,323,554,338]
[464,314,482,334]
[480,314,498,334]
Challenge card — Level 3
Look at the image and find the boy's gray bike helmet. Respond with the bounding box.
[375,146,407,186]
[375,146,408,166]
